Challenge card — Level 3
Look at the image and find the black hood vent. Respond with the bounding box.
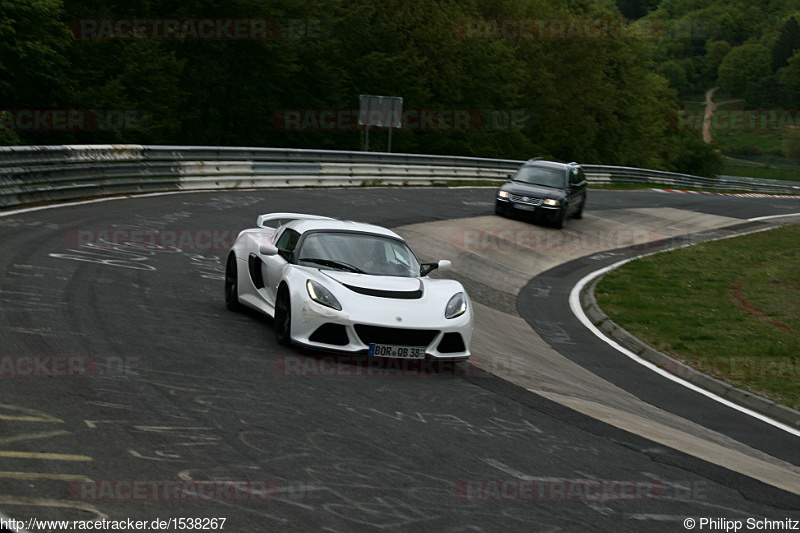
[343,282,423,300]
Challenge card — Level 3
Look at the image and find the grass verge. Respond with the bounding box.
[595,224,800,410]
[722,161,800,182]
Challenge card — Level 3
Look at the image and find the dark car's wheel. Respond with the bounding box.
[574,196,586,219]
[274,285,292,346]
[553,205,568,229]
[225,253,243,311]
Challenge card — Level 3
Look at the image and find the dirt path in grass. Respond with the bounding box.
[729,277,796,336]
[703,87,719,143]
[703,87,745,143]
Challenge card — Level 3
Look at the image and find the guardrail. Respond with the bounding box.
[581,164,800,194]
[1,145,798,209]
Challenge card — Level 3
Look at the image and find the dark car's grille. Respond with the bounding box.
[355,325,438,347]
[509,194,542,206]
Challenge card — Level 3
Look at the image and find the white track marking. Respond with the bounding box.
[569,247,800,437]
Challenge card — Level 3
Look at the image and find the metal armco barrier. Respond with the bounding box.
[1,145,798,209]
[581,164,800,194]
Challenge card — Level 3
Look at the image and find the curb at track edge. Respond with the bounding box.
[569,220,800,436]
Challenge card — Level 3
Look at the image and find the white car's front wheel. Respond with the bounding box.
[274,285,292,346]
[225,253,242,311]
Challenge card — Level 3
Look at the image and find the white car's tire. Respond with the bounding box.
[225,253,243,311]
[274,284,292,346]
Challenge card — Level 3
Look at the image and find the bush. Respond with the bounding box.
[783,128,800,158]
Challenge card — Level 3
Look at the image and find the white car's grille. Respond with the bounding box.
[355,325,439,347]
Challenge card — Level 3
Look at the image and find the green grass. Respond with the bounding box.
[714,129,787,156]
[680,93,800,182]
[721,161,800,182]
[698,91,787,155]
[595,225,800,410]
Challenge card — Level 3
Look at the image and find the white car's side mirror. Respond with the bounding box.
[421,259,452,277]
[259,243,278,256]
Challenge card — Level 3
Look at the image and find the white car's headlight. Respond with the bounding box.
[445,292,467,319]
[543,198,560,206]
[497,190,510,199]
[307,280,342,311]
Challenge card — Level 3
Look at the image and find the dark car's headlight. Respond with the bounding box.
[543,198,560,206]
[445,292,467,319]
[307,280,342,311]
[497,190,510,199]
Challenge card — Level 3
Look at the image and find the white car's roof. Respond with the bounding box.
[284,218,404,240]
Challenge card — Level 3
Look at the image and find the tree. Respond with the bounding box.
[780,49,800,107]
[718,43,771,97]
[0,0,730,176]
[701,40,730,85]
[772,16,800,71]
[665,130,724,178]
[0,0,73,144]
[745,75,788,107]
[614,0,660,19]
[0,112,22,145]
[657,60,690,94]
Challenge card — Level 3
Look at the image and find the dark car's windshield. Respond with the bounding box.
[297,232,421,277]
[513,166,566,189]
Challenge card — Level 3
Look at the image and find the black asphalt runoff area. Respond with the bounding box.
[0,188,798,531]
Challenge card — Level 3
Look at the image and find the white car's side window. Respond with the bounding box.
[272,228,283,245]
[390,242,412,267]
[276,229,301,251]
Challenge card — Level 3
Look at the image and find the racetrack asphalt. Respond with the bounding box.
[0,188,798,531]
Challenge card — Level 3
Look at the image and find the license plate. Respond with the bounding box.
[513,203,535,211]
[369,344,426,358]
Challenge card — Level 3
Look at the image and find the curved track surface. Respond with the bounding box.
[0,188,799,531]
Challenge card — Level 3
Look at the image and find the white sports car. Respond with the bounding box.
[224,213,473,360]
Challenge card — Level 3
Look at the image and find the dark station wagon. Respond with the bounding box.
[495,159,588,229]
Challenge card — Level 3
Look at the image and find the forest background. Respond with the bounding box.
[4,0,800,179]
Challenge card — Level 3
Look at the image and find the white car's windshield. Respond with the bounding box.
[514,167,565,189]
[297,232,421,277]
